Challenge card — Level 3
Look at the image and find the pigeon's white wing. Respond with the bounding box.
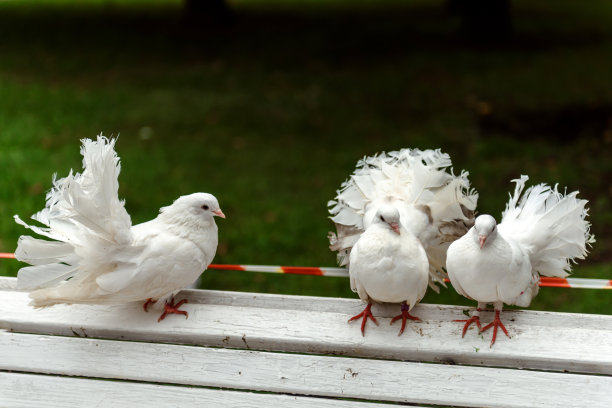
[328,148,477,288]
[498,175,594,278]
[445,238,474,300]
[15,136,139,292]
[94,229,205,299]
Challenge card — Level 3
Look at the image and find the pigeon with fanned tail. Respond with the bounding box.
[14,135,225,321]
[328,148,478,335]
[446,175,594,346]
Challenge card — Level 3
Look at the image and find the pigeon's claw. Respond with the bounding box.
[454,308,482,338]
[454,316,481,337]
[157,298,189,322]
[143,298,157,312]
[390,302,421,336]
[348,303,378,336]
[480,309,510,347]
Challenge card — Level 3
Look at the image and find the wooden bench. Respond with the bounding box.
[1,275,611,407]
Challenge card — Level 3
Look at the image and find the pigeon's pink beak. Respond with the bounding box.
[479,235,487,249]
[390,223,400,234]
[213,209,226,219]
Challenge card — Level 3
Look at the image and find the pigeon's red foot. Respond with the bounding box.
[143,298,157,312]
[390,303,421,336]
[157,298,189,322]
[454,308,482,338]
[348,303,378,336]
[480,310,510,346]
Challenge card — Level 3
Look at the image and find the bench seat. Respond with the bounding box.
[1,276,611,407]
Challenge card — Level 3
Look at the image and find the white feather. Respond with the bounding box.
[17,264,78,291]
[447,175,594,313]
[499,176,594,278]
[328,148,478,290]
[14,236,76,266]
[14,135,223,310]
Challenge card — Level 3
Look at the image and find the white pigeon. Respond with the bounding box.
[446,175,594,346]
[328,148,478,335]
[14,135,225,321]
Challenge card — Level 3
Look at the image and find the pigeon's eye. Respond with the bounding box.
[201,204,209,210]
[380,215,385,222]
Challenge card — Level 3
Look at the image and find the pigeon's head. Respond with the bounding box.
[473,214,497,249]
[373,206,401,234]
[161,192,225,224]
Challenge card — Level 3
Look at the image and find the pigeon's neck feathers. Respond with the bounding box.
[155,192,221,234]
[157,204,217,233]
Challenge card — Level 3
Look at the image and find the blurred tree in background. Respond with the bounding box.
[0,0,610,313]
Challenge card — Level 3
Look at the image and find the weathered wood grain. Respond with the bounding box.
[0,372,398,408]
[1,332,611,407]
[1,277,611,375]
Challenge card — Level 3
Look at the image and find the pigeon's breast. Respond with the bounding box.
[350,227,429,304]
[447,235,531,304]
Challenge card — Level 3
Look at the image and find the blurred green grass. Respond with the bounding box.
[0,0,610,314]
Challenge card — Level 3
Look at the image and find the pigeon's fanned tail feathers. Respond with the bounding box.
[421,172,477,282]
[14,135,135,297]
[328,224,361,266]
[14,236,76,266]
[500,175,594,278]
[28,286,89,308]
[17,264,78,291]
[328,148,478,286]
[14,214,59,241]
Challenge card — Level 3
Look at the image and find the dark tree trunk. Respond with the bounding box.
[183,0,232,24]
[447,0,513,43]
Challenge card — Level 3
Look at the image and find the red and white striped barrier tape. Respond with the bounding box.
[2,253,611,289]
[208,263,350,277]
[538,276,612,290]
[206,264,612,289]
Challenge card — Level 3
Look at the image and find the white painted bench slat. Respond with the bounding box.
[1,332,611,408]
[0,372,399,408]
[1,277,611,375]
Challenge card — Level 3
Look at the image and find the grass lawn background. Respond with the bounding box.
[0,0,610,314]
